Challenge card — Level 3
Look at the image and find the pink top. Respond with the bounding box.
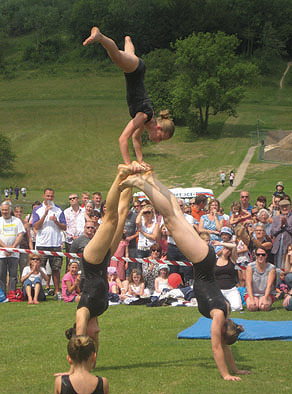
[62,272,77,302]
[110,239,129,281]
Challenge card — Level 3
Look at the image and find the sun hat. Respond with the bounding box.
[158,264,170,272]
[276,181,284,188]
[107,266,117,275]
[279,199,290,206]
[220,226,233,236]
[168,273,182,288]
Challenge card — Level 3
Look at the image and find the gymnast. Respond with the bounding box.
[83,27,175,171]
[119,171,251,381]
[65,164,136,354]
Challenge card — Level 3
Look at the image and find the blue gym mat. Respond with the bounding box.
[178,317,292,341]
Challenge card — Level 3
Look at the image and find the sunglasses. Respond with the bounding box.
[241,196,249,199]
[143,211,152,215]
[86,226,95,229]
[69,197,78,200]
[31,257,41,261]
[256,253,266,257]
[151,249,160,252]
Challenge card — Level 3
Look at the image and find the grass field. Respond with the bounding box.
[1,298,292,394]
[0,65,292,215]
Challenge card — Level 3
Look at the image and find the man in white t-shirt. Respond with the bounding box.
[33,188,67,300]
[0,201,25,295]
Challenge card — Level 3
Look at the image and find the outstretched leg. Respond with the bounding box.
[120,172,209,263]
[83,165,134,265]
[83,27,139,73]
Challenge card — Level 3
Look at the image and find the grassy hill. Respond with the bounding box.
[0,64,292,211]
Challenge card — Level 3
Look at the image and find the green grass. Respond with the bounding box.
[0,66,292,214]
[1,299,292,394]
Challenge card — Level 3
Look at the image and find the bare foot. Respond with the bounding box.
[83,27,102,46]
[28,299,34,305]
[33,299,39,304]
[119,174,142,191]
[118,164,135,180]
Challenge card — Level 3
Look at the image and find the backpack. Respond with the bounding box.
[7,289,25,302]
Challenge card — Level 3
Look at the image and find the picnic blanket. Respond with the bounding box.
[178,317,292,341]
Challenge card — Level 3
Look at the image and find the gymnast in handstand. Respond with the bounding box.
[120,172,251,381]
[83,27,175,171]
[65,165,135,353]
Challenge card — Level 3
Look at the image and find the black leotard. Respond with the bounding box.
[124,58,153,123]
[77,249,110,318]
[61,375,104,394]
[193,246,228,319]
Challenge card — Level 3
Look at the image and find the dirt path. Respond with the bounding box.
[217,146,257,203]
[280,61,292,88]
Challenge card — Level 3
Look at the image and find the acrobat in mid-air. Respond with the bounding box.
[83,27,175,171]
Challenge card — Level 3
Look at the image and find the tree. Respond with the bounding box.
[0,134,15,175]
[171,31,259,134]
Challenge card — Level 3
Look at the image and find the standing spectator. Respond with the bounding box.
[229,170,235,186]
[269,195,281,217]
[245,247,276,311]
[230,201,251,230]
[92,192,102,213]
[255,195,267,210]
[4,188,9,199]
[124,204,139,278]
[21,186,27,201]
[84,200,95,223]
[190,194,208,222]
[136,204,159,262]
[220,171,226,186]
[257,208,272,236]
[132,200,141,215]
[199,199,224,242]
[33,188,67,300]
[64,194,85,271]
[70,221,96,291]
[80,192,90,209]
[24,201,41,249]
[0,201,24,295]
[271,198,292,268]
[14,205,33,279]
[9,186,13,199]
[239,190,252,214]
[14,186,20,200]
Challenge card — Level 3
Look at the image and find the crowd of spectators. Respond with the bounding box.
[0,181,292,311]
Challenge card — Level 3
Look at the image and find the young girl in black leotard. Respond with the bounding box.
[120,171,251,381]
[83,27,174,172]
[54,336,109,394]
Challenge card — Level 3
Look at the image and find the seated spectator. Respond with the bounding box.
[249,223,273,263]
[219,207,230,227]
[269,195,281,217]
[127,269,145,297]
[198,199,224,242]
[275,272,289,300]
[61,260,81,303]
[214,243,243,311]
[257,208,272,236]
[245,248,276,311]
[284,243,292,289]
[21,254,48,304]
[110,229,129,281]
[107,266,123,294]
[230,201,251,231]
[214,226,233,257]
[142,243,160,295]
[154,264,170,296]
[250,206,259,225]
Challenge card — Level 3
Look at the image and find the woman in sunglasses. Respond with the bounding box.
[136,205,159,261]
[21,254,48,304]
[245,247,276,311]
[120,171,250,381]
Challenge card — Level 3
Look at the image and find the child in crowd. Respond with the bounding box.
[110,229,129,281]
[199,231,211,245]
[107,266,123,294]
[159,225,168,257]
[154,264,170,295]
[54,335,109,394]
[61,260,81,303]
[229,201,251,230]
[275,272,289,300]
[127,269,145,297]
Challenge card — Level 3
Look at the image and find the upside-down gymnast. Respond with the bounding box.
[120,171,251,381]
[83,27,175,171]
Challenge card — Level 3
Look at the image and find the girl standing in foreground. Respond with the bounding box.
[120,171,251,381]
[83,27,174,171]
[54,336,109,394]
